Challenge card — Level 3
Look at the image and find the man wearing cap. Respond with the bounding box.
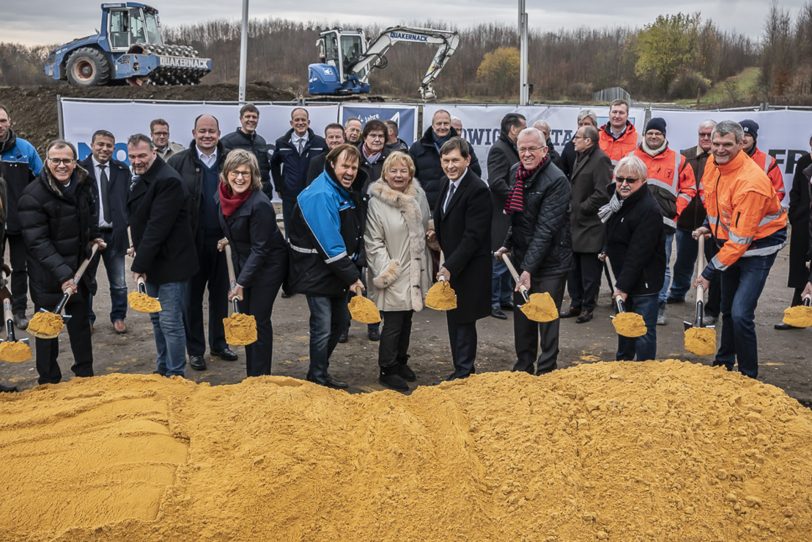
[740,119,785,206]
[632,117,697,326]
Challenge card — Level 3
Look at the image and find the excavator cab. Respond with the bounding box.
[310,29,371,95]
[108,5,164,51]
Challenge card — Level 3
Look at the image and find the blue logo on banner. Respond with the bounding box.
[341,106,417,146]
[78,142,131,164]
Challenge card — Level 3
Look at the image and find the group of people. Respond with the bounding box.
[0,99,810,393]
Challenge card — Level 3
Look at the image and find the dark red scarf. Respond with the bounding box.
[504,156,549,215]
[219,182,252,218]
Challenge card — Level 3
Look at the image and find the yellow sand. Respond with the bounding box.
[1,362,811,541]
[612,312,647,338]
[27,311,64,339]
[520,292,558,322]
[685,327,717,356]
[348,295,382,324]
[127,291,162,313]
[783,305,812,328]
[425,280,457,310]
[0,341,32,363]
[223,312,258,346]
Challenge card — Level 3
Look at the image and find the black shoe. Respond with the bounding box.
[396,364,417,382]
[367,328,380,341]
[774,322,799,330]
[0,383,19,393]
[560,306,581,318]
[189,355,207,371]
[379,372,409,392]
[500,301,515,311]
[575,309,593,323]
[13,313,28,330]
[490,307,507,320]
[212,347,238,361]
[281,290,293,299]
[444,371,472,382]
[338,329,349,343]
[666,296,685,304]
[324,374,349,389]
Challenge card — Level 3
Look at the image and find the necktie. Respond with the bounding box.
[297,138,304,155]
[98,164,111,223]
[444,183,456,214]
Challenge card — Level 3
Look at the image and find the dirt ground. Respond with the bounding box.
[1,242,809,407]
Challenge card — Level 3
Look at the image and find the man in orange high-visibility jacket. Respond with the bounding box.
[598,99,638,165]
[740,119,786,205]
[633,117,697,325]
[694,120,787,379]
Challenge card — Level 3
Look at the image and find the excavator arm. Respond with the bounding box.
[348,26,459,100]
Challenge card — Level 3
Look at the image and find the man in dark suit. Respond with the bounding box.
[496,127,572,375]
[563,125,611,323]
[430,138,492,380]
[80,129,131,334]
[487,113,526,320]
[127,134,198,378]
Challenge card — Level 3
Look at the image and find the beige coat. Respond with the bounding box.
[365,178,433,312]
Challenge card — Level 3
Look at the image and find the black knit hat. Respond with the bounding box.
[741,119,759,140]
[645,117,667,135]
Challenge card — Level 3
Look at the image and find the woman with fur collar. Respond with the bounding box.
[365,152,433,392]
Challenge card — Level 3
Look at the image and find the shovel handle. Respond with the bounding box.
[3,298,15,342]
[73,244,99,283]
[137,277,148,294]
[803,295,812,307]
[54,292,71,314]
[614,295,626,313]
[223,243,244,306]
[500,253,530,302]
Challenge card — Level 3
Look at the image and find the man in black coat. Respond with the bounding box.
[430,138,492,380]
[80,129,131,334]
[496,127,572,375]
[557,109,598,179]
[19,139,103,385]
[127,134,198,377]
[563,125,611,323]
[220,103,273,196]
[410,109,481,211]
[487,112,526,320]
[168,114,237,370]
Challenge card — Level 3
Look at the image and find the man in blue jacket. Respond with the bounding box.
[287,144,365,389]
[0,104,43,330]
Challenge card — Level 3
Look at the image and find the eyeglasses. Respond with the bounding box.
[698,132,713,138]
[615,176,641,185]
[47,157,75,166]
[228,170,252,179]
[571,135,586,140]
[518,146,545,154]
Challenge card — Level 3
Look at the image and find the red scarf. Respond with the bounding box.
[504,156,549,215]
[219,182,252,218]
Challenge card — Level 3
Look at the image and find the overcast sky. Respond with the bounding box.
[3,1,810,47]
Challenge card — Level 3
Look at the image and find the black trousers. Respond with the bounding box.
[378,310,413,369]
[705,241,721,317]
[6,234,29,315]
[513,273,567,375]
[242,259,286,377]
[185,236,229,356]
[446,317,478,378]
[34,284,93,385]
[567,252,602,311]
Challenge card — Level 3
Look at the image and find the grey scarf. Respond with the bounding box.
[598,192,624,223]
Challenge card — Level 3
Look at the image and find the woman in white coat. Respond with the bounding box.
[365,151,433,392]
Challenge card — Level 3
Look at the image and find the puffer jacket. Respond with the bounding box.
[503,159,572,277]
[364,178,433,312]
[409,126,481,210]
[18,165,99,305]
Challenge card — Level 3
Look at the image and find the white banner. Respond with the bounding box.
[651,109,812,205]
[59,99,340,164]
[421,104,646,181]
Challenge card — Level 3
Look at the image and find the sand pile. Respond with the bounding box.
[1,361,811,541]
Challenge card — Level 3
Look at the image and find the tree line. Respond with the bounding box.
[2,4,811,103]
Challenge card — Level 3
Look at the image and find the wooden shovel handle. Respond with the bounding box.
[500,253,530,301]
[223,243,243,301]
[73,244,99,283]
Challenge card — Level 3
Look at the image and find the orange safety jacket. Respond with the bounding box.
[700,151,787,279]
[748,147,786,204]
[632,146,697,229]
[599,122,638,165]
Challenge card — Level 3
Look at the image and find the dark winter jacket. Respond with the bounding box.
[557,139,577,179]
[221,128,273,196]
[503,160,572,277]
[570,145,612,253]
[677,146,711,230]
[167,141,227,239]
[487,133,521,251]
[788,154,811,288]
[18,166,99,306]
[306,152,327,186]
[79,155,131,253]
[605,183,666,296]
[127,157,198,286]
[358,145,390,194]
[546,138,561,165]
[288,166,364,297]
[0,130,43,234]
[409,126,481,211]
[270,128,326,200]
[385,138,409,153]
[219,189,288,289]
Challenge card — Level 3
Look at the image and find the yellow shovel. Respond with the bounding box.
[0,273,32,363]
[683,235,717,355]
[426,251,457,311]
[347,282,381,324]
[605,256,647,338]
[28,245,98,339]
[128,277,162,313]
[500,253,558,323]
[782,295,812,328]
[222,242,258,346]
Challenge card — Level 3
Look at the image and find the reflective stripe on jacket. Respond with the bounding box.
[749,147,785,204]
[598,122,638,165]
[700,151,787,278]
[633,146,697,229]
